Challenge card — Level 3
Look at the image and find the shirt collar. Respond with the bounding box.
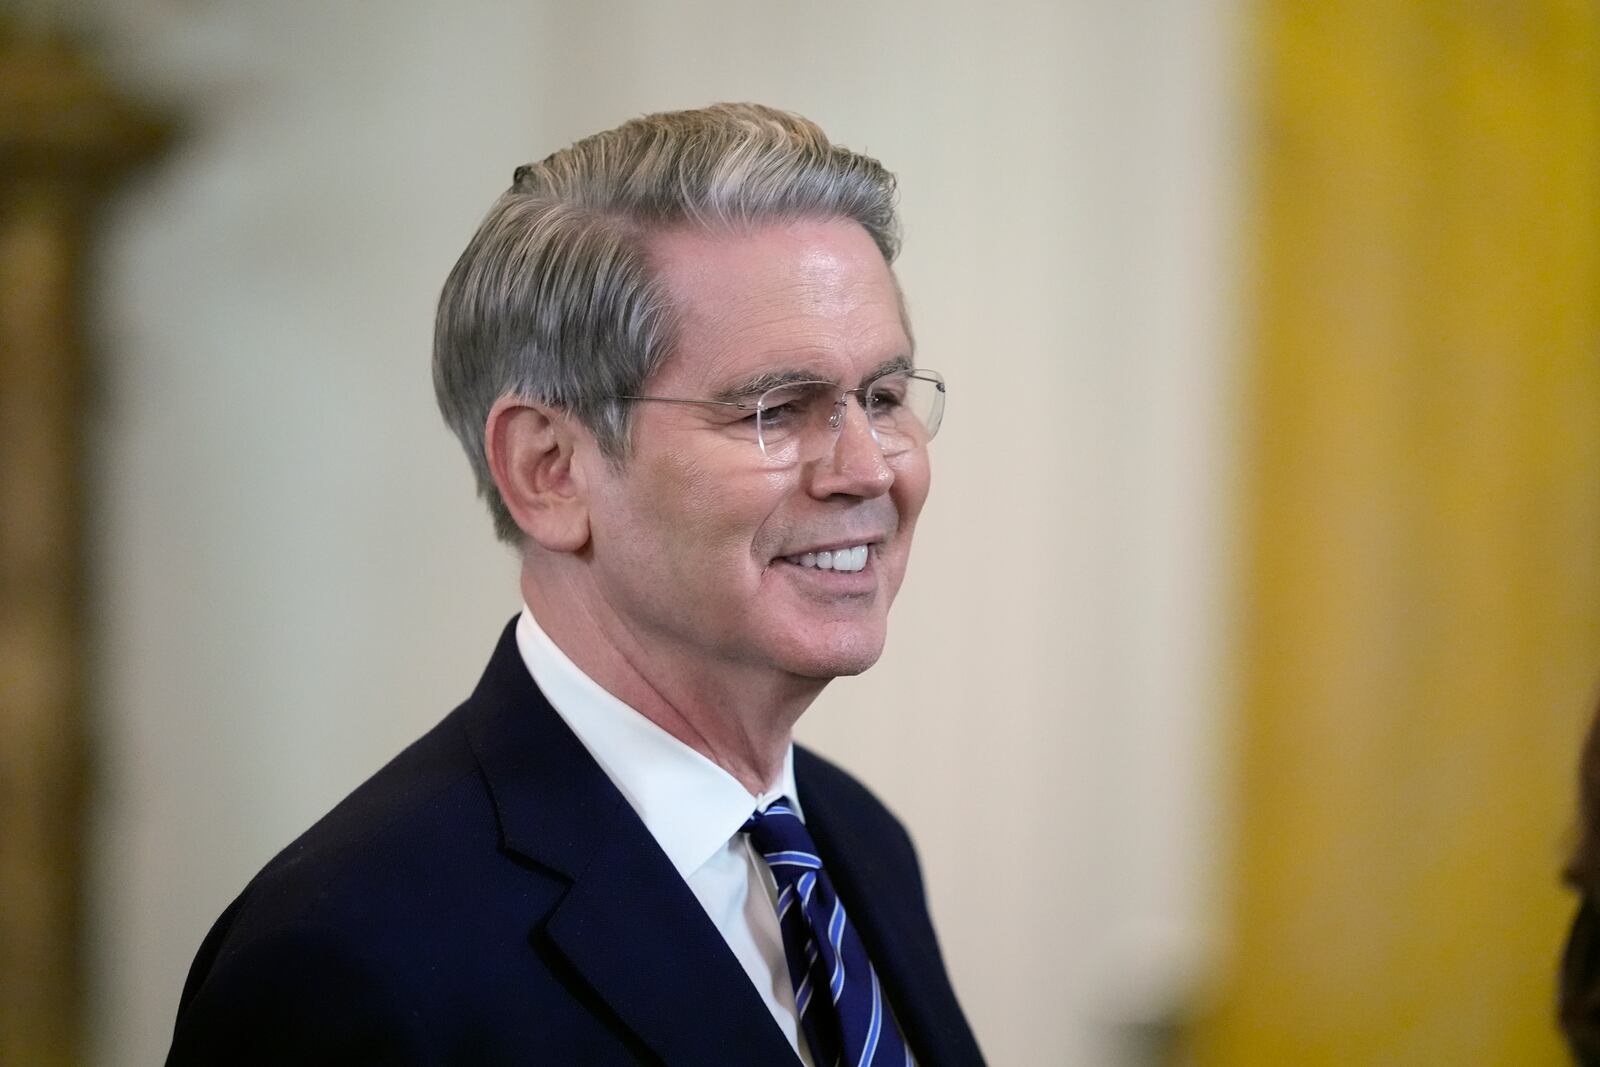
[514,606,800,880]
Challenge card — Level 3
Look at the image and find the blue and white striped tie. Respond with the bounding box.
[743,799,911,1067]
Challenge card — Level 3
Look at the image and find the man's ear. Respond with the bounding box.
[484,395,591,553]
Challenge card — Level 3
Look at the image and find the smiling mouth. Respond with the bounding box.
[778,544,871,573]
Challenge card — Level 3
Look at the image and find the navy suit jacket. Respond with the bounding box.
[166,621,985,1065]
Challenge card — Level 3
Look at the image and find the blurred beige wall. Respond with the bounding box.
[81,3,1243,1064]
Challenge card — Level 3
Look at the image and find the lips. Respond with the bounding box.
[779,544,871,573]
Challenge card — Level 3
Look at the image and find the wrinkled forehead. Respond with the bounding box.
[644,218,914,392]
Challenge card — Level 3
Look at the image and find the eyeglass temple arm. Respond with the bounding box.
[611,394,756,410]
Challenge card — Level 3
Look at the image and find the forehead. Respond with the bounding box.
[644,218,911,388]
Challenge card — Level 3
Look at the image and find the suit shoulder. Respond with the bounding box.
[795,745,904,818]
[205,706,496,949]
[170,706,508,1060]
[794,745,920,860]
[167,915,426,1066]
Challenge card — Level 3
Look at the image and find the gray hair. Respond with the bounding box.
[432,103,902,543]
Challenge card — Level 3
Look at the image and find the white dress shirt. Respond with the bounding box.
[514,607,815,1065]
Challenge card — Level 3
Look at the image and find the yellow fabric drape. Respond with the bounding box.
[1192,4,1600,1064]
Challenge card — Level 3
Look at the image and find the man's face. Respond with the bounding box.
[577,218,930,684]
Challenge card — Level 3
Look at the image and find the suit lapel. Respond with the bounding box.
[460,622,799,1066]
[543,812,800,1065]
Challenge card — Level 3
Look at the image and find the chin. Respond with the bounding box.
[778,626,887,680]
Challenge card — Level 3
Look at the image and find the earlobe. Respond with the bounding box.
[483,396,591,552]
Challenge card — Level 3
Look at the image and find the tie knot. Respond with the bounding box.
[742,798,822,871]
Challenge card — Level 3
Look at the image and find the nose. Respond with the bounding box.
[806,395,893,499]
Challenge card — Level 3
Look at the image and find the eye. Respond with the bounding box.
[758,400,804,427]
[715,405,763,440]
[758,384,825,429]
[868,390,903,410]
[866,377,909,411]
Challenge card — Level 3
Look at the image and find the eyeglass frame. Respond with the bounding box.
[611,367,946,463]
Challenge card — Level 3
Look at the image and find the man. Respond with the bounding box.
[166,103,984,1066]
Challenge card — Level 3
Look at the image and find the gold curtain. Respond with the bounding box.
[1190,4,1600,1064]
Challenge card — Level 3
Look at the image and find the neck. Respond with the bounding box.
[522,566,824,795]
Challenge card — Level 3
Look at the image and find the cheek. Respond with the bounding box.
[891,455,932,530]
[647,455,789,563]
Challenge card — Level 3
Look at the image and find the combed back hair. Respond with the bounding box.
[432,102,903,543]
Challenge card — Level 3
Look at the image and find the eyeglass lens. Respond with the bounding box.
[756,371,945,463]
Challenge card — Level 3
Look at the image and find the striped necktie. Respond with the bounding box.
[743,798,911,1067]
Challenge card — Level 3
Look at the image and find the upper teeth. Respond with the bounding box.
[787,544,870,572]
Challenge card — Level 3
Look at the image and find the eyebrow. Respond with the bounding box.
[711,368,821,404]
[862,354,915,382]
[710,354,916,404]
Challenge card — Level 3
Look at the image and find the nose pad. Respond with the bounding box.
[811,393,886,471]
[827,396,848,431]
